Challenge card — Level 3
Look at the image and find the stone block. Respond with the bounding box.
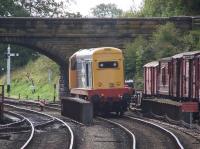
[61,97,93,125]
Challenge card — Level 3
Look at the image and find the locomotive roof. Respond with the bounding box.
[77,47,121,55]
[69,47,122,60]
[143,61,159,67]
[172,51,200,58]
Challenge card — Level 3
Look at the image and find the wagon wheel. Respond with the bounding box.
[122,93,131,111]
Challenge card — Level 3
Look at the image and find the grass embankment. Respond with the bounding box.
[0,56,60,101]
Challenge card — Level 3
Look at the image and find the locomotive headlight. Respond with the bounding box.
[100,63,104,67]
[113,62,117,67]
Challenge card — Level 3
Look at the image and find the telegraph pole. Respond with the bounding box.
[6,44,19,96]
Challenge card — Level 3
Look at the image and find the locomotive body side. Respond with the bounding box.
[69,47,133,115]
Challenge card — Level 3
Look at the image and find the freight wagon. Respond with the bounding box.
[143,51,200,121]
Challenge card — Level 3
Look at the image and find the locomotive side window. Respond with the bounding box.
[86,63,89,87]
[70,56,76,70]
[98,61,118,68]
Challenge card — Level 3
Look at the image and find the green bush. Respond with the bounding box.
[125,22,200,89]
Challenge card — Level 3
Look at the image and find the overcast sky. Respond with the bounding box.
[68,0,143,16]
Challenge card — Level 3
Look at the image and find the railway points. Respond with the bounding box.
[0,110,34,149]
[4,103,74,149]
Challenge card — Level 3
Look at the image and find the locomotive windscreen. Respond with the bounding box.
[98,61,118,68]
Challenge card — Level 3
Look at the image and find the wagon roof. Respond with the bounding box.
[172,51,200,58]
[159,57,172,61]
[143,61,159,67]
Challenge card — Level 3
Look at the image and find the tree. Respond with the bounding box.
[140,0,200,17]
[16,0,73,17]
[124,23,200,88]
[91,3,122,18]
[0,0,29,16]
[0,0,75,17]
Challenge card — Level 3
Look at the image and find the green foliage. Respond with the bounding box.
[0,56,60,101]
[125,23,200,89]
[151,23,184,58]
[124,0,200,17]
[0,0,76,17]
[140,0,185,17]
[0,0,29,16]
[91,3,122,18]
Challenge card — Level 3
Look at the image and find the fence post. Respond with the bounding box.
[53,84,56,103]
[0,85,4,122]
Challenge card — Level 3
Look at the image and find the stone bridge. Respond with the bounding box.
[0,16,199,96]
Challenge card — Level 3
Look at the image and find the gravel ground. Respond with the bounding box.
[0,131,30,149]
[73,118,132,149]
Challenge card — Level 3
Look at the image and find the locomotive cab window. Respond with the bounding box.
[98,61,118,68]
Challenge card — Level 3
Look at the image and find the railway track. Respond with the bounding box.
[4,103,74,149]
[3,98,188,149]
[97,117,136,149]
[4,98,135,149]
[128,109,200,149]
[99,114,184,149]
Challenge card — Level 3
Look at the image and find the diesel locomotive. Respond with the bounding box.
[69,47,133,115]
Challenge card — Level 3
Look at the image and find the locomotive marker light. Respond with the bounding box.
[6,44,19,96]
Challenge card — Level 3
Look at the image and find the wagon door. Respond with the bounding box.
[191,59,196,100]
[183,59,190,98]
[172,59,177,97]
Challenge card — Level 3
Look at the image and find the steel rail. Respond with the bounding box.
[98,117,136,149]
[125,115,184,149]
[5,98,84,126]
[5,103,74,149]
